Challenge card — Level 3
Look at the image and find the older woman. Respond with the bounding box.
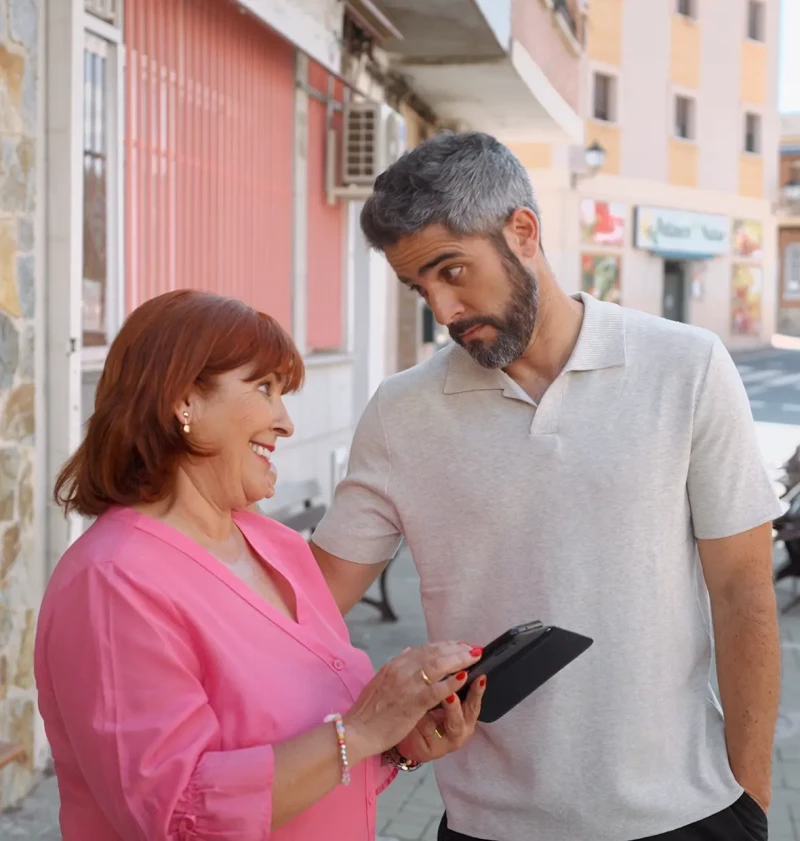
[34,290,486,841]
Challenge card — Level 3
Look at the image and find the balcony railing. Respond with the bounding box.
[553,0,585,46]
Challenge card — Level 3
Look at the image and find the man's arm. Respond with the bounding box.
[698,522,780,811]
[308,385,404,614]
[685,336,784,811]
[310,543,389,616]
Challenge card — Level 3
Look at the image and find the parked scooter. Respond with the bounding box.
[773,482,800,614]
[775,444,800,499]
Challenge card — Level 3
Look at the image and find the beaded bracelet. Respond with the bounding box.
[324,713,351,786]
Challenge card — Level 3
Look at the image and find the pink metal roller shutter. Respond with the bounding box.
[305,60,346,352]
[125,0,295,330]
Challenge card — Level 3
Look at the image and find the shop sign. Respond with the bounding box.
[634,206,730,257]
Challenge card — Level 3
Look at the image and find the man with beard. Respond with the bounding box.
[310,132,781,841]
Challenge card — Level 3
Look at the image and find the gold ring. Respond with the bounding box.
[419,668,432,686]
[433,726,444,739]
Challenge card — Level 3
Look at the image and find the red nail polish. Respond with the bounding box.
[446,694,456,703]
[479,677,487,687]
[470,647,483,657]
[456,671,467,680]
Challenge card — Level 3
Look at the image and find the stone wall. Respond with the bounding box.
[0,0,40,811]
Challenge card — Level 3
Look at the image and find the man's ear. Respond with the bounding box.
[506,208,541,259]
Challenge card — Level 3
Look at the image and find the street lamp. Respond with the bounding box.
[570,141,607,188]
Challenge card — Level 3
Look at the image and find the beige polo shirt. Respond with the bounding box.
[313,292,782,841]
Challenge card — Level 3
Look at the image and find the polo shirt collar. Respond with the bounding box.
[443,291,627,395]
[564,291,627,372]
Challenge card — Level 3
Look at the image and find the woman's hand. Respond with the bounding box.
[343,641,482,762]
[394,674,487,763]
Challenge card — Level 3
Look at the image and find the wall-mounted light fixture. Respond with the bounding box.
[570,140,606,189]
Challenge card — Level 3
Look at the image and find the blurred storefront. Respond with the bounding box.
[509,0,780,348]
[777,112,800,336]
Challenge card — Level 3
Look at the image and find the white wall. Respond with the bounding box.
[278,359,355,503]
[698,0,745,193]
[236,0,343,74]
[618,0,671,182]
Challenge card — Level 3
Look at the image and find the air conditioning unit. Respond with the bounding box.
[85,0,119,24]
[342,102,407,188]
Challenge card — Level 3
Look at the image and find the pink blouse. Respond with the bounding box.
[34,507,396,841]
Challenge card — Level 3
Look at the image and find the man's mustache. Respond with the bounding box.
[449,317,504,342]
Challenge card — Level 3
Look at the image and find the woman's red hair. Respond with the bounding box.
[55,290,304,517]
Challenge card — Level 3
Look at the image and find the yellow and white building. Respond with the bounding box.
[510,0,781,347]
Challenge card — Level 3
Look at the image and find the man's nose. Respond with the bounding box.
[427,288,465,327]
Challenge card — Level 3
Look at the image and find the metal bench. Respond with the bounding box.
[257,479,398,622]
[257,479,328,535]
[358,555,398,623]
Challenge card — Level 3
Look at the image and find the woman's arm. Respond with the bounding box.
[39,564,374,840]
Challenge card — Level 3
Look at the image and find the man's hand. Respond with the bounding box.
[698,522,781,811]
[310,542,389,615]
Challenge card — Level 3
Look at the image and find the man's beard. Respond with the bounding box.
[448,236,539,369]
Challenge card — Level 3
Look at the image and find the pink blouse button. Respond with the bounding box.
[332,658,345,670]
[178,815,197,836]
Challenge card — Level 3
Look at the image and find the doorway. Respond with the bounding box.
[662,261,687,322]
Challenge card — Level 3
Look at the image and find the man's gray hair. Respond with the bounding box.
[360,131,541,251]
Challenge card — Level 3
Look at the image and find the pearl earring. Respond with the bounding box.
[182,411,190,434]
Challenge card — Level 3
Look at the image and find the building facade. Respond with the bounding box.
[509,0,781,348]
[777,112,800,336]
[0,0,589,809]
[385,0,589,369]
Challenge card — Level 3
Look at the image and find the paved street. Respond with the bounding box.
[2,349,800,840]
[734,347,800,426]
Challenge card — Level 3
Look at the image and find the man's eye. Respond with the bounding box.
[444,266,463,281]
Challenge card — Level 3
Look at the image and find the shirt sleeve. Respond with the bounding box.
[687,337,783,540]
[312,386,404,564]
[41,564,274,841]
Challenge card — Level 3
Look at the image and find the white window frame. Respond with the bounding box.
[592,71,617,124]
[81,13,125,372]
[746,0,766,42]
[785,243,800,302]
[674,94,696,141]
[744,111,762,155]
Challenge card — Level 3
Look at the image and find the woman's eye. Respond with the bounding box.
[444,266,463,281]
[258,382,272,395]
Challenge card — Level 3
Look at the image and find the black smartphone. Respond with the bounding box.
[455,620,593,723]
